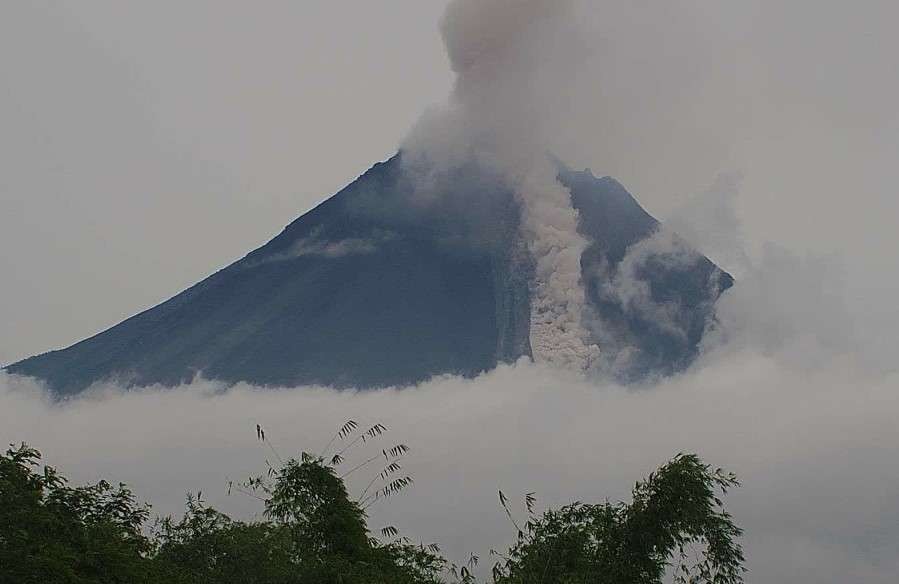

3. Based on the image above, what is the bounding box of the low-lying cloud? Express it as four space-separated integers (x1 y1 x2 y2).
3 255 898 583
245 228 397 267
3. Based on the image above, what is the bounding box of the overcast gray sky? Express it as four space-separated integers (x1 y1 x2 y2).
3 0 899 365
3 2 899 582
1 1 454 364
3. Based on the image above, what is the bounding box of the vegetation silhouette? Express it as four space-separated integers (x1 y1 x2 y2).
1 422 744 583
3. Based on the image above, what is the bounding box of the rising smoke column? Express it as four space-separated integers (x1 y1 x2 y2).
405 0 599 371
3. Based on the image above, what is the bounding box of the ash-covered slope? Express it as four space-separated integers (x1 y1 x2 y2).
6 154 731 394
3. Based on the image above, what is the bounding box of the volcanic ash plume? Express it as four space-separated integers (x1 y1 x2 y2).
405 0 599 371
516 158 599 371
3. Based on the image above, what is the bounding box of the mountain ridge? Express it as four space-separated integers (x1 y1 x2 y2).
6 153 731 394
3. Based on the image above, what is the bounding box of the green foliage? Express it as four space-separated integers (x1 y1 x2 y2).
149 452 447 584
151 496 295 584
265 458 370 556
0 442 443 584
492 453 745 584
0 443 153 584
2 438 744 584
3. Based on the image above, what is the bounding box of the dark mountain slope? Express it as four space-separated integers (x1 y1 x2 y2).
562 168 733 380
6 155 731 394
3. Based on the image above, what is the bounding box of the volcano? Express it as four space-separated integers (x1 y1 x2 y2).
6 154 732 395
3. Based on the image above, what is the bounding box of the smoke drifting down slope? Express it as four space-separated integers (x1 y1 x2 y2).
404 0 599 370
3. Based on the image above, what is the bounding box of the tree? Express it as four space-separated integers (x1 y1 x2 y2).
151 495 295 584
151 449 445 584
2 437 744 584
0 443 153 584
492 453 745 584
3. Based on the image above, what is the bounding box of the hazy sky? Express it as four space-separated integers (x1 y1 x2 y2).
2 2 899 582
1 1 453 364
3 0 899 364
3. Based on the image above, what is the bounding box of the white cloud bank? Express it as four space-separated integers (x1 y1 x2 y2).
3 254 898 583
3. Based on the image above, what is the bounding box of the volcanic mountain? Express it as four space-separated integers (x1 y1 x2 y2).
6 154 732 395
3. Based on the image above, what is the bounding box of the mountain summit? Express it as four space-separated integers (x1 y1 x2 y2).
6 154 731 395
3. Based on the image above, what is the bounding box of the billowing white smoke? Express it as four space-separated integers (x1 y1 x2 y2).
517 158 600 370
403 0 599 370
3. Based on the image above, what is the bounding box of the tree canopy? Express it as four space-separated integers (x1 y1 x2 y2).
492 454 745 584
1 440 744 584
